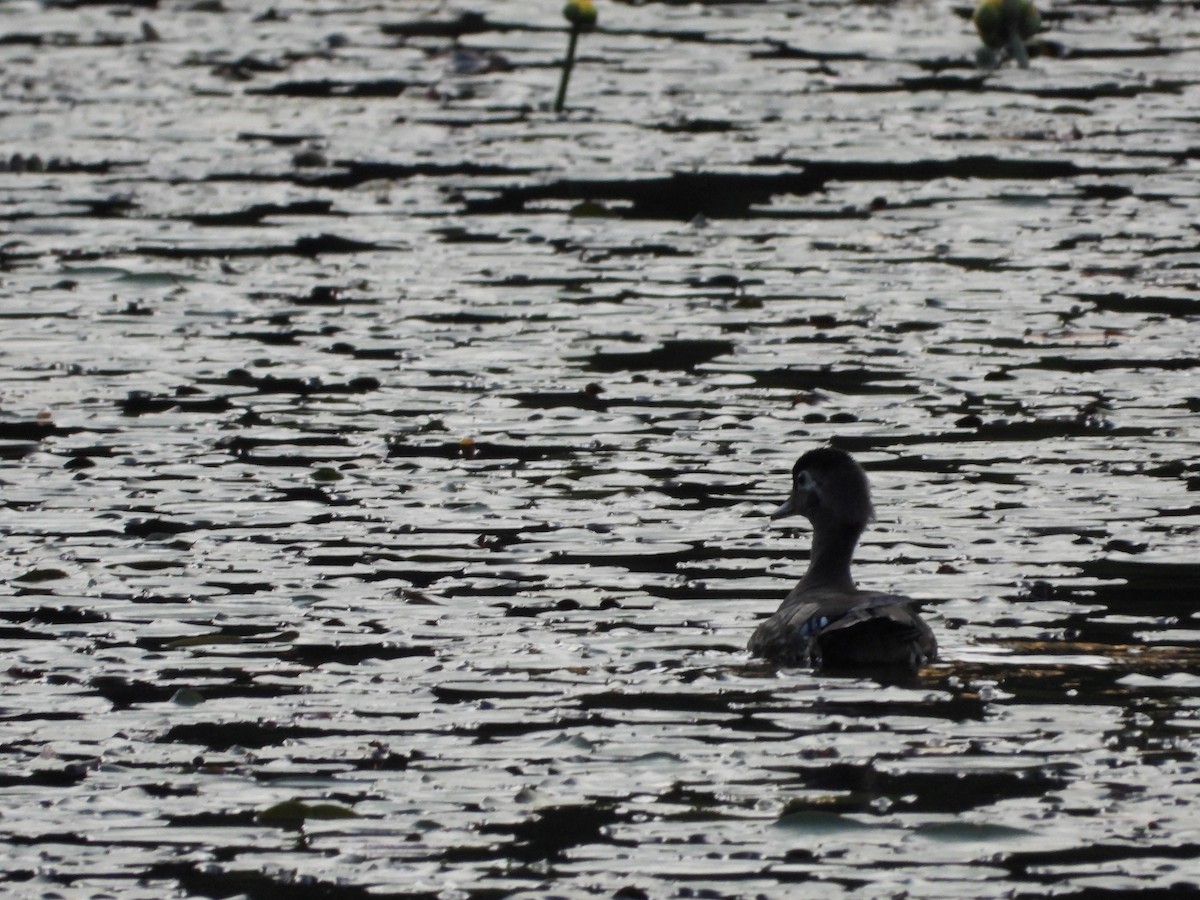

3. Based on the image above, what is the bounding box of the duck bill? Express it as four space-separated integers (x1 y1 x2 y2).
771 492 801 520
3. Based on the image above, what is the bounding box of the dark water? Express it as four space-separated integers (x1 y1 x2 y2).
2 1 1199 897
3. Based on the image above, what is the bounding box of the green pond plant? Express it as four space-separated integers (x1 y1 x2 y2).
973 0 1041 69
555 0 598 112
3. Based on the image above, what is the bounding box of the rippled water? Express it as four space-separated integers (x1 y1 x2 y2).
2 1 1199 897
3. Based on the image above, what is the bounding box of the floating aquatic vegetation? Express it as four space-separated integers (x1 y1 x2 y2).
1 1 1198 896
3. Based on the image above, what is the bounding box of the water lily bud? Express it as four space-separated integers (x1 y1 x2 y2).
1017 1 1041 39
973 0 1040 49
563 0 597 30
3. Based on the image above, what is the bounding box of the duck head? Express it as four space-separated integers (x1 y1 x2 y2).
771 447 875 527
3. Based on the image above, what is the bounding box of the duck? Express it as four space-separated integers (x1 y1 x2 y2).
748 447 937 670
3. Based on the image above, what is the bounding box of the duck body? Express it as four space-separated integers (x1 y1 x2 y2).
749 586 936 669
749 448 937 670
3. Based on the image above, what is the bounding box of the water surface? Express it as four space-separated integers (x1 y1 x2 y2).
2 1 1199 897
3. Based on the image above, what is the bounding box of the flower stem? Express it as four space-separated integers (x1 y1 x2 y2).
554 26 581 113
1006 26 1029 68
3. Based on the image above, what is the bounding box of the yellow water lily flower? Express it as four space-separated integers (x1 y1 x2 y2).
973 0 1039 67
973 0 1040 50
563 0 598 29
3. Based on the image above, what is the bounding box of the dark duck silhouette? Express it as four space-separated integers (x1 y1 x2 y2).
749 448 937 670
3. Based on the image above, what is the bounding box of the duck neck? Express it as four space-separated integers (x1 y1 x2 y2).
800 519 863 591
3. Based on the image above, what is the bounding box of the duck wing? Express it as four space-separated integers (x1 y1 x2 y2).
747 587 862 667
748 589 936 670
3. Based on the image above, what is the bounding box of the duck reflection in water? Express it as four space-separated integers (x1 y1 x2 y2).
749 448 937 670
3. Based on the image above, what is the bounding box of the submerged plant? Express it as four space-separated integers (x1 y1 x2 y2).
973 0 1041 69
554 0 598 112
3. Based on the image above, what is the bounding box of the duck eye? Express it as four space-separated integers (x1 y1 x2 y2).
796 471 817 492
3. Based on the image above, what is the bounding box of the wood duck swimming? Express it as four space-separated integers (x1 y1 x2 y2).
748 447 937 670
